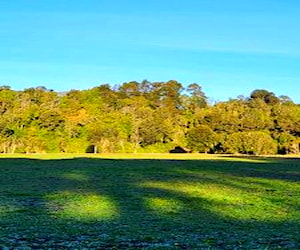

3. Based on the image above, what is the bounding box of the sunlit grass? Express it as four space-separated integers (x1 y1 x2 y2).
46 191 118 221
145 197 183 215
141 179 298 222
0 153 284 162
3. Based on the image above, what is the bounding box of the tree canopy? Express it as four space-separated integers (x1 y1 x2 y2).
0 82 299 154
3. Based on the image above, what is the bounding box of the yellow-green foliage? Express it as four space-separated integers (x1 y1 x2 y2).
224 131 277 155
1 84 299 155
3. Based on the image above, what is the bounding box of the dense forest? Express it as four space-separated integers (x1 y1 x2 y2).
0 80 299 155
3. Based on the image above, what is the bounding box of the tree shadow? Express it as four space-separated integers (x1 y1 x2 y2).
0 156 299 248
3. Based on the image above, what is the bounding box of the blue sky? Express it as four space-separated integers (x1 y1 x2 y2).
0 0 300 103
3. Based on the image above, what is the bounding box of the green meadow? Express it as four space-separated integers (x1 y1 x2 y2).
0 154 299 249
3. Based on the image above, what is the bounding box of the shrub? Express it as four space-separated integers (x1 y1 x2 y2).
63 138 90 153
137 143 175 153
224 131 277 155
277 133 299 154
186 125 217 153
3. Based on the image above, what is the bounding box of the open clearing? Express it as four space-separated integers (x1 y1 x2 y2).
0 154 299 249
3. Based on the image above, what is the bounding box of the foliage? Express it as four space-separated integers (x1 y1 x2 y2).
186 125 216 153
276 132 299 154
0 82 299 155
250 89 280 105
224 131 278 155
137 142 175 153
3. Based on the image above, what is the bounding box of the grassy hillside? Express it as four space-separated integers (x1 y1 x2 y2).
0 154 299 249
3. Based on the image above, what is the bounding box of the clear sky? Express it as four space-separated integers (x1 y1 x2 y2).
0 0 300 103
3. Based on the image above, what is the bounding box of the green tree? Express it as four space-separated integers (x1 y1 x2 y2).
186 125 216 153
186 83 207 110
276 132 299 154
224 131 277 155
250 89 279 105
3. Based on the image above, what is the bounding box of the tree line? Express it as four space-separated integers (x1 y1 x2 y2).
0 81 299 155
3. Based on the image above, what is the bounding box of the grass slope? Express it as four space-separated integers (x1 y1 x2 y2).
0 154 299 249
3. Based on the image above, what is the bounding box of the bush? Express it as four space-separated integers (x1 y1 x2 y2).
186 125 217 153
224 131 277 155
63 138 90 153
137 143 175 153
277 133 299 154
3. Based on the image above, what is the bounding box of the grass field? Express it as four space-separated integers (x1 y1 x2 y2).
0 154 299 249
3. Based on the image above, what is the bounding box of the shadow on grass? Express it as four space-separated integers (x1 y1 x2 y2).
0 156 299 248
